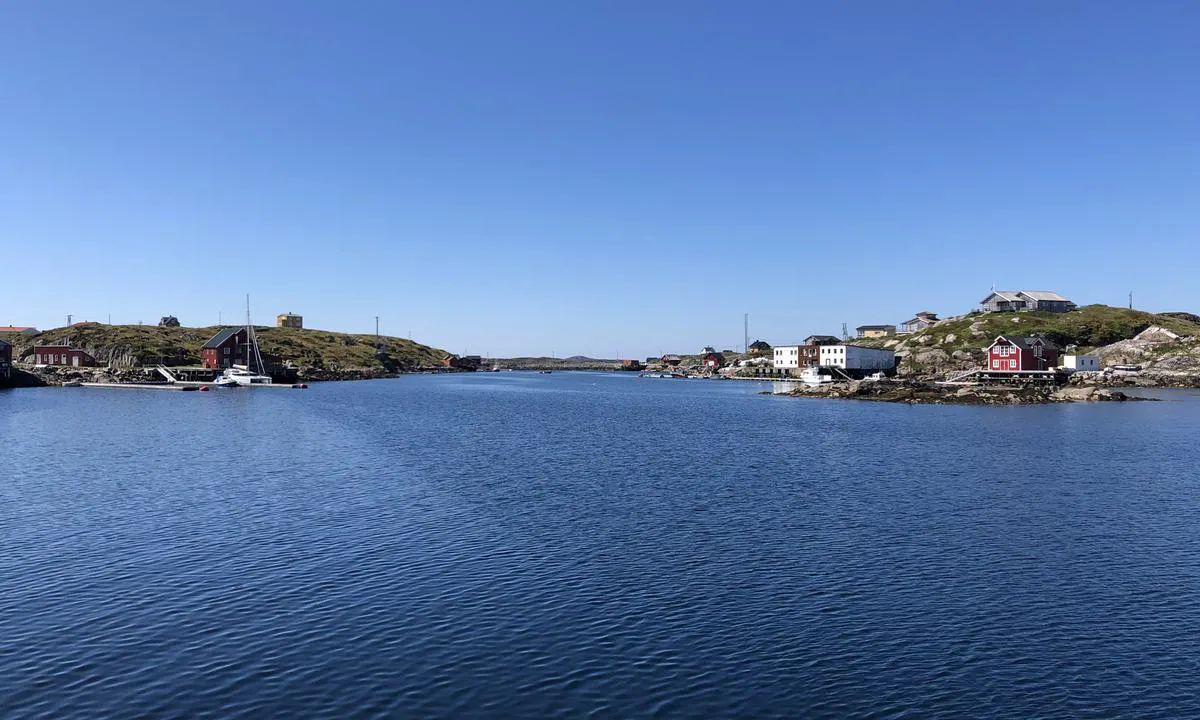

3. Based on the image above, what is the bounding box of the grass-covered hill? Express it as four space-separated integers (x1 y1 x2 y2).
852 304 1200 374
858 305 1200 353
2 323 448 371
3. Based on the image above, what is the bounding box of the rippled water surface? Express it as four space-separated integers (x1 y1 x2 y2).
3 374 1200 718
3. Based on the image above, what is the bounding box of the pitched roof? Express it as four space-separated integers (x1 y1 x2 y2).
1018 290 1071 302
203 327 243 349
856 324 896 331
981 290 1023 303
992 335 1061 351
0 326 34 333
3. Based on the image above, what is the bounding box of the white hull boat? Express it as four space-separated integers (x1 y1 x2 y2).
799 367 834 387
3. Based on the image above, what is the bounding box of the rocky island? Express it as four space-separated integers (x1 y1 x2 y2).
780 378 1150 405
1 323 450 387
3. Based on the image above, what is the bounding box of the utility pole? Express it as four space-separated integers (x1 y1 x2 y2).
744 313 749 354
1129 291 1133 310
375 315 380 338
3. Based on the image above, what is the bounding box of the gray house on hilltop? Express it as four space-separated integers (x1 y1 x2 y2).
981 291 1075 313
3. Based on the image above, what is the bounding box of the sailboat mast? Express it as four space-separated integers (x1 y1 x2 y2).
245 293 266 375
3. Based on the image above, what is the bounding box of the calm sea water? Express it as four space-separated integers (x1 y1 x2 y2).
3 374 1200 719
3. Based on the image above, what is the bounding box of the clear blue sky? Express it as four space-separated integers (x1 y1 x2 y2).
3 2 1198 357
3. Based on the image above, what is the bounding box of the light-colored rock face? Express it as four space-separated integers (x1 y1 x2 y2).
912 349 949 365
944 333 957 344
969 321 986 336
1054 386 1099 401
1136 326 1180 343
1151 354 1200 372
1097 338 1152 366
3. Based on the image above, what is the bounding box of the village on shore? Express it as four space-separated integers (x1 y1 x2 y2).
613 289 1200 404
4 290 1200 403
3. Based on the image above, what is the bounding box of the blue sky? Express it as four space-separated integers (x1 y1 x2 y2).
3 2 1198 357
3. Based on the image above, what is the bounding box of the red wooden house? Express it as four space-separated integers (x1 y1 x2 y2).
33 345 98 367
202 328 250 369
986 335 1060 373
703 352 726 368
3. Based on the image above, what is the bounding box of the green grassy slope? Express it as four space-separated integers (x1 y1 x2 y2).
855 305 1200 355
2 324 448 370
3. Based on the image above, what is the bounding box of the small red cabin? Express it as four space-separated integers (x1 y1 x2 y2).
986 335 1060 373
703 352 726 368
33 345 98 367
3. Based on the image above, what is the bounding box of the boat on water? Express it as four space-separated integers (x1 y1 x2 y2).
61 380 83 388
215 365 273 386
799 367 836 387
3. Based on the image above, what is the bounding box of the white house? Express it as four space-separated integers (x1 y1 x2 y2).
819 345 896 371
1061 354 1100 372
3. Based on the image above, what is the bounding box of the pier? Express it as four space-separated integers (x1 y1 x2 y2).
82 383 203 391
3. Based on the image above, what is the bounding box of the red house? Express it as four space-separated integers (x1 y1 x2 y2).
202 327 250 369
33 345 98 367
986 335 1060 373
703 352 726 368
0 340 11 379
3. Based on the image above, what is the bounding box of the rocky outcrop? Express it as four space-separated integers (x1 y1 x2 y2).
783 379 1148 405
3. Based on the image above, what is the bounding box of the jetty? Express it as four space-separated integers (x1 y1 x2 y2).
81 383 204 391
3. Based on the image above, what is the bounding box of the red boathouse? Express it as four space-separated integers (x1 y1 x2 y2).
986 335 1061 373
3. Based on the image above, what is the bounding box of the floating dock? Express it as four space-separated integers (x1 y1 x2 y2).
81 383 203 391
79 381 306 391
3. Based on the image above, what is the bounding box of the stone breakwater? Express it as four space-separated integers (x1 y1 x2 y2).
780 379 1151 405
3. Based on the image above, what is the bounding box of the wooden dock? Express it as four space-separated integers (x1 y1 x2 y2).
81 383 203 391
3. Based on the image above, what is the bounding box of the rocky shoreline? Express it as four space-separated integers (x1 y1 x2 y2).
3 365 467 388
779 379 1154 405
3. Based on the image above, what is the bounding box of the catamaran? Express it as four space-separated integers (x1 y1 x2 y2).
214 296 273 387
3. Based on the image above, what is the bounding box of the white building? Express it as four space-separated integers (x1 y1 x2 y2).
773 345 801 370
819 344 896 371
1061 354 1099 372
